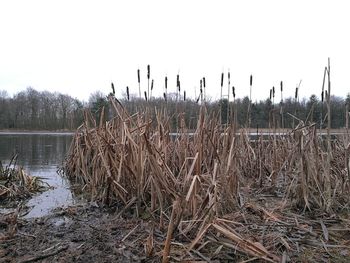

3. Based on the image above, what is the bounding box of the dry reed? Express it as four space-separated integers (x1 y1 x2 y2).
64 95 350 262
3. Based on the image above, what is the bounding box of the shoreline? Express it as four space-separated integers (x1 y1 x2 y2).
0 130 75 135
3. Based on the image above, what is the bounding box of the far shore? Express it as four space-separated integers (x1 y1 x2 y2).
0 129 75 135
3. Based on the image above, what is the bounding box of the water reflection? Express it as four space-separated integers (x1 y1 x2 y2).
0 133 74 218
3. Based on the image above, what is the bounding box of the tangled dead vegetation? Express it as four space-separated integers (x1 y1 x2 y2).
64 98 350 262
0 155 49 202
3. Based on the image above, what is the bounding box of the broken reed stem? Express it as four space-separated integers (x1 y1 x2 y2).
346 103 349 131
162 200 178 263
247 75 253 129
325 58 332 211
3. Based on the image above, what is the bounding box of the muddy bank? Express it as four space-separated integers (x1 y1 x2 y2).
1 204 160 263
1 199 350 262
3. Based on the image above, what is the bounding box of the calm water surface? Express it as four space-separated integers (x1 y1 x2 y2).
0 132 75 218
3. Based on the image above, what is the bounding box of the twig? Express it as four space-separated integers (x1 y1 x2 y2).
19 244 69 263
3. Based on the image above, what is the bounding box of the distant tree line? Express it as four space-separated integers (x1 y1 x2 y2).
0 87 349 130
0 87 84 130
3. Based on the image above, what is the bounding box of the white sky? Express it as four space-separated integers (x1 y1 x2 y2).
0 0 349 102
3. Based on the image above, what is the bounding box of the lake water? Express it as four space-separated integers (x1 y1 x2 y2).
0 132 74 218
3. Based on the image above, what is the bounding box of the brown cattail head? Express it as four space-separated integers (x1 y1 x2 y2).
137 69 140 83
165 76 168 90
232 86 235 98
111 82 115 95
151 79 154 91
177 74 179 87
269 89 272 100
272 86 275 98
280 81 283 92
144 91 148 101
163 92 167 101
250 75 253 87
126 86 130 101
184 90 186 101
295 87 298 100
321 91 324 102
228 72 230 82
147 65 150 80
203 77 206 88
221 72 224 87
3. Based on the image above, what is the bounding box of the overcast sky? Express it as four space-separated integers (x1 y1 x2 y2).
0 0 349 102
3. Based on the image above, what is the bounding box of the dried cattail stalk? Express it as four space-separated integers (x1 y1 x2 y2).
147 65 150 99
322 66 327 101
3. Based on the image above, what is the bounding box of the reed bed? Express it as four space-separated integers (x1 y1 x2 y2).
64 97 350 262
0 155 48 201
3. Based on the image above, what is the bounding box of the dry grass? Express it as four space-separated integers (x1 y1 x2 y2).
64 97 350 262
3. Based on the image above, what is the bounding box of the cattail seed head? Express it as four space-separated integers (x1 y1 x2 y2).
221 73 224 87
126 86 129 101
295 87 298 99
280 81 283 92
147 65 150 80
144 91 148 101
321 91 324 102
203 77 206 88
137 69 140 83
184 90 186 101
250 75 253 86
151 79 154 91
163 92 167 101
272 86 275 97
165 76 168 90
232 86 235 98
111 82 115 95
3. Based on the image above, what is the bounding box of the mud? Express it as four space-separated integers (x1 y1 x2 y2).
0 204 161 263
